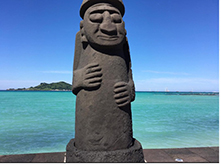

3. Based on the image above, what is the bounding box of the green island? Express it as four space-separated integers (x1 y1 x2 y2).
7 81 72 91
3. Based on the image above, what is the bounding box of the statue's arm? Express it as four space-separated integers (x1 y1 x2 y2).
72 69 84 95
72 31 83 95
73 63 102 95
128 62 135 102
113 69 135 107
125 38 135 102
72 32 103 95
113 38 135 107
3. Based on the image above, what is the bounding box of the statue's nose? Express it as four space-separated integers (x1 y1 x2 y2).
100 11 117 35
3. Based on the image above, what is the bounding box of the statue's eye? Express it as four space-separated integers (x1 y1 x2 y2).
111 13 122 23
89 13 103 23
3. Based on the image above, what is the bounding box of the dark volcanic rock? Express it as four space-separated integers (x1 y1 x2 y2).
66 0 144 162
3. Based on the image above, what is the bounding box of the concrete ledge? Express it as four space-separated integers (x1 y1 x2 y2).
143 147 219 163
0 147 219 163
0 152 65 163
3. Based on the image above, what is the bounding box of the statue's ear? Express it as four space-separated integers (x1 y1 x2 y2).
122 21 127 36
80 20 87 43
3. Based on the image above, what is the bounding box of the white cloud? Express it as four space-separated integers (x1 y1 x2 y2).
0 80 41 90
0 80 41 83
135 77 219 92
143 77 218 84
42 71 72 74
143 70 190 75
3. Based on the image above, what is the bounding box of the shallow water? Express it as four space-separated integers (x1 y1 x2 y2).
0 91 219 155
132 92 219 149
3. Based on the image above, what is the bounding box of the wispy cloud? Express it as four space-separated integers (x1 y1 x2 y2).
42 71 72 74
0 80 41 90
143 70 190 75
138 77 218 84
0 80 40 83
135 77 219 91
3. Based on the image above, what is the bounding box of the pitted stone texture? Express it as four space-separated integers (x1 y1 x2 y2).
67 0 144 162
66 138 144 163
72 0 136 152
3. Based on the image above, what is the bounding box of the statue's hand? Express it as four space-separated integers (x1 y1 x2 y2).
83 63 103 90
114 82 131 107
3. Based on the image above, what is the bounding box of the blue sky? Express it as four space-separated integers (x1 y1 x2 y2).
0 0 219 91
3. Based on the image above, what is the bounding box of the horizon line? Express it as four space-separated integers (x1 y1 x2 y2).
0 89 219 93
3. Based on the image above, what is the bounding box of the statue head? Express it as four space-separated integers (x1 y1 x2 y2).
80 0 127 49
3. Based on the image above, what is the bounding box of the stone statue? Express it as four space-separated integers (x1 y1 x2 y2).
66 0 144 162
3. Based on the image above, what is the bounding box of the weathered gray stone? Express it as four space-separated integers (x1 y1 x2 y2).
66 0 144 162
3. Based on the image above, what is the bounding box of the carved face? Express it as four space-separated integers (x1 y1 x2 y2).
83 3 126 48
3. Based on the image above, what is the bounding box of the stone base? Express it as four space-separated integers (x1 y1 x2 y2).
66 138 144 163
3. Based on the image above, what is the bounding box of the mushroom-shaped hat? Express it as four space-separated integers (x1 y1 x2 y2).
80 0 125 19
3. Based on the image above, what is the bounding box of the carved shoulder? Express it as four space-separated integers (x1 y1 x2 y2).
73 31 82 71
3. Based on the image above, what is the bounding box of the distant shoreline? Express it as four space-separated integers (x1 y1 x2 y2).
0 90 219 95
4 81 72 91
0 89 71 92
136 91 219 95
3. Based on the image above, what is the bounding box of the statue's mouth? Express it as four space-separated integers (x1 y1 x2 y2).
97 35 119 41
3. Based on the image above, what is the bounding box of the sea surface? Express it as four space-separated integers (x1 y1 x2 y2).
0 91 219 155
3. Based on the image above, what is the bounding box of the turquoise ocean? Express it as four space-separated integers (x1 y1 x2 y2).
0 91 219 155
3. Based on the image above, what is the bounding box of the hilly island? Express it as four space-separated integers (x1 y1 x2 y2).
7 81 72 91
